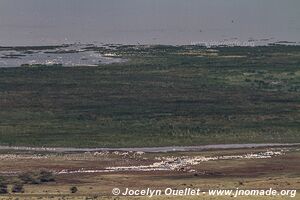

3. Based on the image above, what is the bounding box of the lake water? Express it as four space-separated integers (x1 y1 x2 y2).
0 0 300 46
0 44 123 67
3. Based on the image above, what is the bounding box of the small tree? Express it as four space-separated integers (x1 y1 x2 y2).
70 186 78 193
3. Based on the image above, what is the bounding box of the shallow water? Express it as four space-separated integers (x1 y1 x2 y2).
0 44 123 67
0 0 299 46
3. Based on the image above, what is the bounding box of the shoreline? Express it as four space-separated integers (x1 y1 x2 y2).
0 143 299 153
1 41 300 49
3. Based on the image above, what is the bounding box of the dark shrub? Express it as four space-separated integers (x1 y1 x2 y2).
39 170 55 182
18 172 40 184
12 182 24 193
70 186 78 193
18 170 55 184
0 177 8 194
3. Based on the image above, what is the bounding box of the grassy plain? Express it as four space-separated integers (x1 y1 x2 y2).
0 45 299 147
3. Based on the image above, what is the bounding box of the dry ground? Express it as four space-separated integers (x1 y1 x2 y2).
0 146 299 200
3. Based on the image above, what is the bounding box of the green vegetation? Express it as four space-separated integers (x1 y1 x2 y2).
0 45 299 147
0 171 54 194
18 171 55 184
0 177 8 194
12 182 24 193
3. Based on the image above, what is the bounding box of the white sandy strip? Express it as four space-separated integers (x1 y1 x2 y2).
56 150 284 174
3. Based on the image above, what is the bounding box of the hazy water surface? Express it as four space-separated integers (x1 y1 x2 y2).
0 0 300 46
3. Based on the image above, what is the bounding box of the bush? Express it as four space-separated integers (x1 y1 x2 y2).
18 170 55 184
39 170 55 182
0 177 8 194
70 186 78 193
18 172 40 184
12 182 24 193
